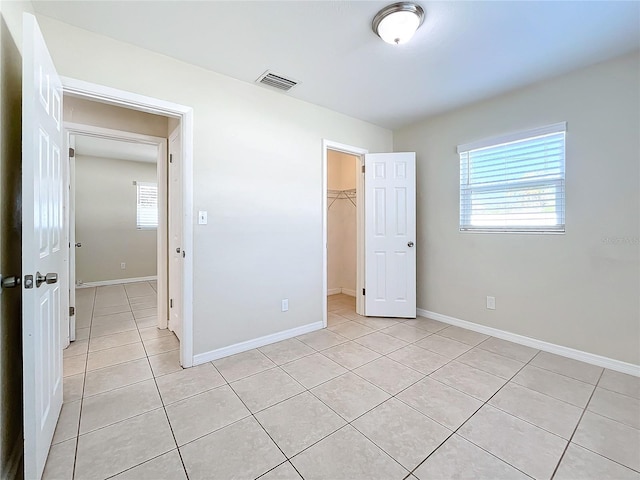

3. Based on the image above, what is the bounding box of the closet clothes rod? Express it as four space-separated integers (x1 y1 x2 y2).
327 188 356 209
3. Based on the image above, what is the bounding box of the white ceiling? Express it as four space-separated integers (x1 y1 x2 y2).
34 1 640 129
74 136 158 163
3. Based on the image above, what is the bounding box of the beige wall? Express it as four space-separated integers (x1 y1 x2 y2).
327 150 357 294
75 155 157 283
64 95 168 137
0 1 33 477
37 15 393 356
394 52 640 365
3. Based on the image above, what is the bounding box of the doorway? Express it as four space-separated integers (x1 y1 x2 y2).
327 150 360 324
322 140 368 328
62 77 194 368
67 126 168 336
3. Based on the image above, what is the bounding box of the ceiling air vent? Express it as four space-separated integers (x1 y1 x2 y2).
256 71 298 92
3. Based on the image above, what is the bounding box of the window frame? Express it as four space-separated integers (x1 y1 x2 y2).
136 181 159 230
457 122 566 234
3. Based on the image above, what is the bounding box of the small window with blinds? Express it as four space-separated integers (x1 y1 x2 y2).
136 182 158 229
458 122 566 233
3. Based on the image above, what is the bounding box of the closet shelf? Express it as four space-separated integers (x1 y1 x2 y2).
328 188 356 208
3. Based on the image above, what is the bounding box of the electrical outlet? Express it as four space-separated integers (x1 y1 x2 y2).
486 296 496 310
281 299 289 312
120 262 126 270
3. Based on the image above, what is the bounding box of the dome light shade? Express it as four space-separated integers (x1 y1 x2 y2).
372 3 425 45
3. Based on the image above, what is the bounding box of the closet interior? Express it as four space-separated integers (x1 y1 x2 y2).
327 149 359 299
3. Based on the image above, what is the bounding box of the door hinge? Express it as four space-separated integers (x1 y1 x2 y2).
170 298 173 308
69 147 75 158
169 153 173 163
361 165 365 174
362 288 366 296
69 306 75 316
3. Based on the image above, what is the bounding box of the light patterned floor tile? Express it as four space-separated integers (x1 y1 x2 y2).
213 349 276 382
511 364 595 408
588 386 640 429
79 379 162 434
354 357 425 395
156 363 226 404
166 385 250 445
352 398 451 470
599 369 640 399
572 411 640 471
354 332 408 355
180 416 285 480
489 382 583 439
259 338 315 365
530 351 603 384
112 450 188 480
414 434 530 480
311 372 390 422
321 341 381 370
231 367 305 412
281 353 347 389
74 408 175 480
458 405 567 480
291 425 408 480
256 391 346 456
84 358 153 397
554 443 640 480
397 377 482 430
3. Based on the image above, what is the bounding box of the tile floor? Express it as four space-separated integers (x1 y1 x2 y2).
44 291 640 479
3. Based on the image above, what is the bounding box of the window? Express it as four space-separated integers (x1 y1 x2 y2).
458 122 566 233
136 182 158 229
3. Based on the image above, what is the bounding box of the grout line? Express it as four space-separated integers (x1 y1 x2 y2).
123 282 191 480
71 285 96 479
401 346 541 479
549 368 604 479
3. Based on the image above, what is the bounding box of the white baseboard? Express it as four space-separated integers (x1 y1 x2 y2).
2 434 22 480
77 276 157 288
327 288 356 297
417 308 640 377
193 320 324 365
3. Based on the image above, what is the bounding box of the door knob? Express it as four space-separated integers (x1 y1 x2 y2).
408 241 414 247
36 272 58 288
1 276 21 289
75 242 82 247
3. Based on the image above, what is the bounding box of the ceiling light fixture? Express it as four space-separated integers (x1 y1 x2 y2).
372 2 425 45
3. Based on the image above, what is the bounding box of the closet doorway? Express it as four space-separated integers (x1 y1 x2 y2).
323 140 367 327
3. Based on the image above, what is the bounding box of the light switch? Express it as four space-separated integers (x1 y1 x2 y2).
198 211 208 225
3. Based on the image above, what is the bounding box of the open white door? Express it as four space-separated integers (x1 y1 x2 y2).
168 127 183 341
22 13 66 480
364 152 416 318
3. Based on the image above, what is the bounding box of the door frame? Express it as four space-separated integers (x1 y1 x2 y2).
65 123 168 331
61 76 194 367
322 139 368 327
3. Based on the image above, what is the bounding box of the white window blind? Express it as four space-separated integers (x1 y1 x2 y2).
136 182 158 229
458 122 566 233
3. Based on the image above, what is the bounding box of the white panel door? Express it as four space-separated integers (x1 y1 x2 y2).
364 152 416 318
168 128 183 341
22 13 66 480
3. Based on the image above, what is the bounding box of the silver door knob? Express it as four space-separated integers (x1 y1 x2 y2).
1 276 21 288
408 241 414 247
36 272 58 288
75 242 82 247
